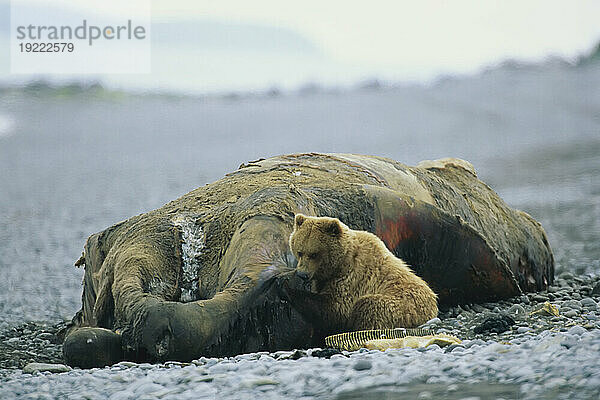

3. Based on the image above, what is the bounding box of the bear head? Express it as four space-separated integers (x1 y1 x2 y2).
289 214 352 283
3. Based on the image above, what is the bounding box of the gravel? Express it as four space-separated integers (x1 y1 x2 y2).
0 273 599 399
1 327 599 399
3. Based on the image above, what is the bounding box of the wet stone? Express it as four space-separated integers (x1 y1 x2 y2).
472 305 487 313
584 313 598 321
311 348 341 359
464 339 486 348
507 305 526 319
473 314 515 334
581 298 597 309
560 336 579 349
134 382 164 395
564 310 579 318
242 378 279 388
545 377 567 389
37 333 54 341
567 326 588 336
533 294 548 302
284 350 307 360
560 272 574 280
422 317 441 327
562 300 582 310
353 359 372 371
23 363 71 374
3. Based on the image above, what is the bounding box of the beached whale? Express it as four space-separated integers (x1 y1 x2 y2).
62 153 553 368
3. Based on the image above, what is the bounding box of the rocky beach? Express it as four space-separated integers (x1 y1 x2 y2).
1 272 599 399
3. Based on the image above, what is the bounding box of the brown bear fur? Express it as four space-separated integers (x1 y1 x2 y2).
289 214 438 332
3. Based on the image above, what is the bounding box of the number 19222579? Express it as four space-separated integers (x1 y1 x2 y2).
19 42 74 52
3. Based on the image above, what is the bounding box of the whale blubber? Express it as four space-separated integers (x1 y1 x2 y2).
63 153 554 367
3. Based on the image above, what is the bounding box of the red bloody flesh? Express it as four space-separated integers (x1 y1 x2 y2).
373 196 520 305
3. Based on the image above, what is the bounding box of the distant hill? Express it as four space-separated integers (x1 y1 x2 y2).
152 20 319 55
578 41 600 65
0 2 319 55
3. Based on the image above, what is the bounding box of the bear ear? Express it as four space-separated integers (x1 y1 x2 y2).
295 214 306 227
324 219 342 236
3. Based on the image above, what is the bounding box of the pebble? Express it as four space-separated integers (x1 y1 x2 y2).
22 363 71 374
562 300 582 310
134 382 164 395
115 361 138 368
242 378 279 387
581 298 597 309
472 305 487 313
563 310 579 318
508 305 527 318
444 344 465 353
423 317 441 326
473 314 515 334
567 326 587 336
559 272 574 280
446 384 459 392
516 327 532 334
584 313 597 321
37 333 54 341
109 390 134 400
353 360 372 371
464 339 486 348
544 377 567 389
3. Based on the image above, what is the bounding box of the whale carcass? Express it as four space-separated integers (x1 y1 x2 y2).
63 153 554 367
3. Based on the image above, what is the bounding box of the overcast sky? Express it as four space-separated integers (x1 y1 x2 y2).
155 1 600 67
37 1 600 62
4 0 600 91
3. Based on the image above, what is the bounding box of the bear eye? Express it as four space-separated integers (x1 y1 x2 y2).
297 251 304 258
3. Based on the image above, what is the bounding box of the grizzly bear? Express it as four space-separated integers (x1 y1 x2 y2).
288 214 438 333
